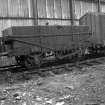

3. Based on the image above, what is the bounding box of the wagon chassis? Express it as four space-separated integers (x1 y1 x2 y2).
1 55 105 85
0 32 92 69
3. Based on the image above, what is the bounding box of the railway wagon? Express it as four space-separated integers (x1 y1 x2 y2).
80 12 105 56
2 25 90 68
80 12 105 46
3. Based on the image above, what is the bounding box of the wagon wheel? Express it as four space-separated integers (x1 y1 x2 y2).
15 56 26 67
33 55 41 67
5 71 14 84
24 56 36 69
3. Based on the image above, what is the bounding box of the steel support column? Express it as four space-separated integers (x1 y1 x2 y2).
98 0 101 12
69 0 75 25
29 0 38 25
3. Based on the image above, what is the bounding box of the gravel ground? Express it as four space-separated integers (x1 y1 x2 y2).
0 64 105 105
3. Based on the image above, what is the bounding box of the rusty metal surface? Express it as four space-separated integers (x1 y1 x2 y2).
2 25 90 51
80 12 105 45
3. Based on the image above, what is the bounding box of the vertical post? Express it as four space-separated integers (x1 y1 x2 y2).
28 0 33 18
28 0 38 25
7 0 11 27
98 0 101 12
69 0 75 25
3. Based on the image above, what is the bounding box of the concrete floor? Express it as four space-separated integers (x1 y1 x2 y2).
0 64 105 105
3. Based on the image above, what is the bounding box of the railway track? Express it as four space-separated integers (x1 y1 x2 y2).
1 56 105 82
23 56 105 76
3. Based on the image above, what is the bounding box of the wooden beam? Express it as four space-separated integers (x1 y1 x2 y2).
75 0 105 3
0 16 79 21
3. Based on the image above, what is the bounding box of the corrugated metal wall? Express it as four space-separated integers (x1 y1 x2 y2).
0 0 105 36
8 0 32 26
74 0 97 19
0 0 71 37
0 0 32 36
37 0 71 25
